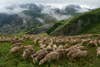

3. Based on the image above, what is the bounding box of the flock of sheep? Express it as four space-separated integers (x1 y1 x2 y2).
1 34 100 65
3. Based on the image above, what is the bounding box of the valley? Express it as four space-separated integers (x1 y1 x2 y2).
0 1 100 67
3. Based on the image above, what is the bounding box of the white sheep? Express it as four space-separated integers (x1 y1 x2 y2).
52 44 57 50
96 47 100 56
57 45 64 49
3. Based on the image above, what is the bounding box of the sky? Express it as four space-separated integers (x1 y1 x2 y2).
0 0 99 8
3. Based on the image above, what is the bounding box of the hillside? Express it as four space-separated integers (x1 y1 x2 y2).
47 8 100 35
0 3 89 34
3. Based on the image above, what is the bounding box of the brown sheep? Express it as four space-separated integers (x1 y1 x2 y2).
39 49 66 65
65 45 88 59
11 38 23 46
67 48 80 57
81 39 90 44
12 43 22 47
88 40 98 47
70 50 88 59
24 45 34 50
63 44 70 49
56 49 67 58
10 45 24 53
39 51 60 65
98 40 100 45
22 48 35 59
66 45 85 53
32 49 52 63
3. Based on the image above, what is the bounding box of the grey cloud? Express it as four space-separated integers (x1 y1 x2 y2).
0 0 100 8
33 0 100 8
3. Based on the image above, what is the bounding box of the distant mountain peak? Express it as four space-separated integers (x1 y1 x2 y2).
0 3 92 34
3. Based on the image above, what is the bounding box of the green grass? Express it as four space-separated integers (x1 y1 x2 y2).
47 8 100 35
0 39 100 67
47 20 68 34
81 22 100 34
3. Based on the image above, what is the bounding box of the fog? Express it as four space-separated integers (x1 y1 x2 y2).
0 0 99 8
0 0 99 13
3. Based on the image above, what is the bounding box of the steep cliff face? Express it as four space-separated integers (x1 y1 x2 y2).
47 8 100 36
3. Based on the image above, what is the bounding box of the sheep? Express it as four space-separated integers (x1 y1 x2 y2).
52 44 57 50
39 41 47 49
0 37 11 42
10 45 24 54
24 45 34 50
10 34 100 65
11 38 22 44
70 50 88 59
39 51 60 65
66 45 85 53
65 45 88 59
63 44 70 49
55 39 66 45
49 38 54 45
32 49 52 63
96 47 100 56
34 37 40 44
69 39 81 45
40 44 46 49
67 48 80 57
39 49 66 65
81 39 91 45
57 45 64 49
88 40 98 47
56 49 67 58
22 48 35 59
46 45 52 50
23 35 30 40
12 43 22 47
97 40 100 45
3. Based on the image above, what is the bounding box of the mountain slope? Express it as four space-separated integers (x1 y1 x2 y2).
47 8 100 35
0 3 89 34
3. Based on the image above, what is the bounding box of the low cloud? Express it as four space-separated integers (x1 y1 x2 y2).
0 0 99 8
